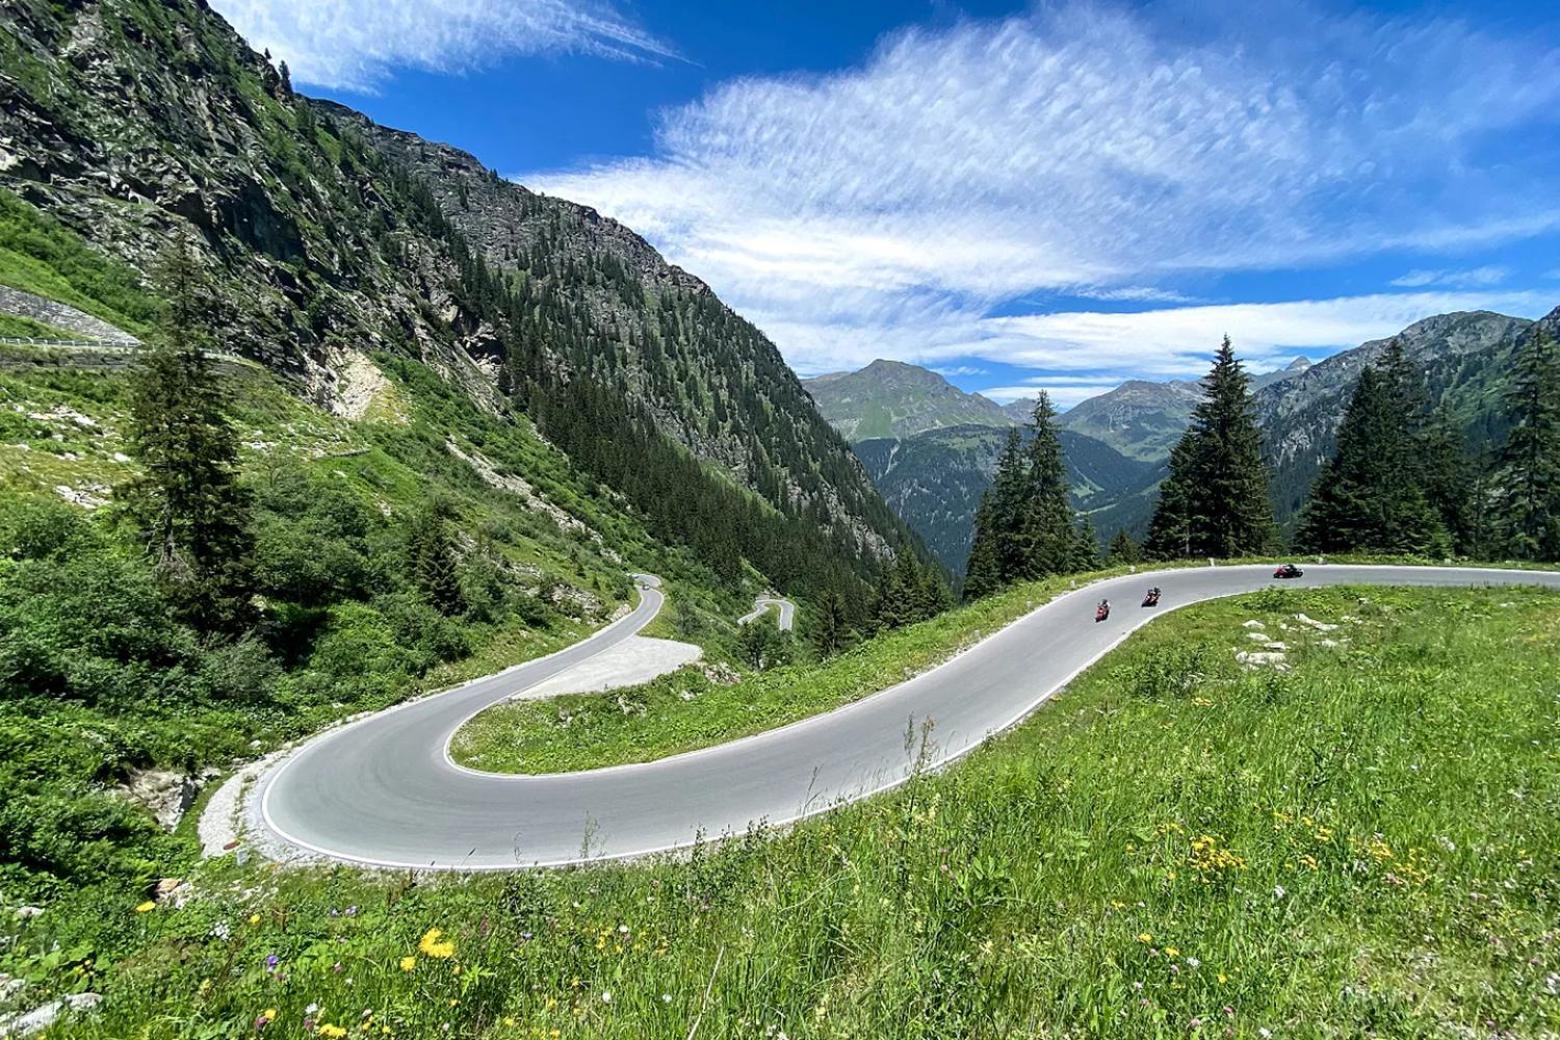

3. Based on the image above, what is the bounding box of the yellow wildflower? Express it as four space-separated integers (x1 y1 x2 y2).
1137 933 1153 943
249 914 262 926
399 956 416 972
319 1026 348 1039
135 901 156 913
262 1009 277 1022
1165 946 1179 958
418 928 456 959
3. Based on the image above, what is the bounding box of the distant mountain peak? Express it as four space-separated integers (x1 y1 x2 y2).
803 360 1013 441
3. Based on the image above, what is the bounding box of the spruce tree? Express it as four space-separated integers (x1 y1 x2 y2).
1107 528 1140 565
1296 365 1445 554
407 504 464 615
963 427 1028 598
1144 437 1195 560
1419 403 1476 555
1496 328 1560 560
987 426 1032 581
810 591 851 658
1146 337 1276 559
125 246 254 632
1069 516 1099 572
962 495 1002 601
1022 392 1077 577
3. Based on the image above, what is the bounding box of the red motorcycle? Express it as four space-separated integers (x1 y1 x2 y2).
1273 564 1304 579
1095 600 1111 623
1141 587 1161 607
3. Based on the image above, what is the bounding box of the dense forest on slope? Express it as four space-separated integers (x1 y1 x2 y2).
855 425 1157 572
0 0 924 608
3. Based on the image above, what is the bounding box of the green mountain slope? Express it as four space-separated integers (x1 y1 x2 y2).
854 424 1156 572
1256 310 1551 523
804 359 1013 440
1054 379 1203 461
0 0 918 602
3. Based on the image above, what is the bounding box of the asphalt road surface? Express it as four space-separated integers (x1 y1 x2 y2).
256 564 1560 870
739 595 797 632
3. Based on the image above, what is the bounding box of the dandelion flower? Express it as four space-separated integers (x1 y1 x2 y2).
135 901 156 913
1137 933 1153 943
319 1026 348 1039
249 914 262 926
419 928 456 959
399 956 416 972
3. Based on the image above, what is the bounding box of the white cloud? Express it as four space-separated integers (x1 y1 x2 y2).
1390 266 1510 288
979 379 1127 409
526 2 1560 376
963 291 1556 379
212 0 671 91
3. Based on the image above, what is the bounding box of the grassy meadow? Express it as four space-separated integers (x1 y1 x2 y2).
5 583 1556 1038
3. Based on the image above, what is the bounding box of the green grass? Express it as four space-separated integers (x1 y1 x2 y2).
449 555 1560 775
450 571 1102 773
0 189 156 336
6 584 1556 1038
0 312 78 339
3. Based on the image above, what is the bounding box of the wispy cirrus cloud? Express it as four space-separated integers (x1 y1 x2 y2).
526 1 1560 379
1390 266 1510 288
212 0 673 91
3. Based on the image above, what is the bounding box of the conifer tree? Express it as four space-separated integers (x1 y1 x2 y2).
125 245 254 632
407 503 464 615
1022 392 1077 578
1496 328 1560 560
1144 437 1195 560
1107 528 1140 565
987 426 1032 580
1295 365 1445 554
962 495 1002 601
1070 516 1099 572
1146 337 1276 558
1419 402 1476 554
810 591 851 658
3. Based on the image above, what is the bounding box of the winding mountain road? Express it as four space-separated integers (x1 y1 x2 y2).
253 564 1560 870
739 595 797 632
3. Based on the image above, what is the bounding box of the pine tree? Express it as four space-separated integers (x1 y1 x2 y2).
962 494 1002 601
1144 437 1195 560
1022 392 1077 578
1496 328 1560 560
1295 365 1446 554
407 504 464 615
963 427 1029 598
124 245 254 632
1070 516 1099 572
1146 337 1276 558
1419 403 1476 555
1107 528 1140 565
987 426 1032 581
810 591 851 658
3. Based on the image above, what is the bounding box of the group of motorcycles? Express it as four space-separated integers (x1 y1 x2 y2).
1092 564 1306 623
1095 586 1159 622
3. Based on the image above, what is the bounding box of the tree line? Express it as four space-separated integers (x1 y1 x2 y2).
963 328 1560 597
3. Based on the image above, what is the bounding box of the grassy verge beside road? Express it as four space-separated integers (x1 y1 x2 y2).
10 584 1557 1038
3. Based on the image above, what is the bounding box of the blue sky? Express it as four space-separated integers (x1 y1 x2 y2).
215 0 1560 407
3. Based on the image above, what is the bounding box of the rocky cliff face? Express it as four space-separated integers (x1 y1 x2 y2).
0 0 911 567
1255 310 1540 518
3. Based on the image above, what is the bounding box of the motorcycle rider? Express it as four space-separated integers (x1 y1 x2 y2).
1096 598 1110 621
